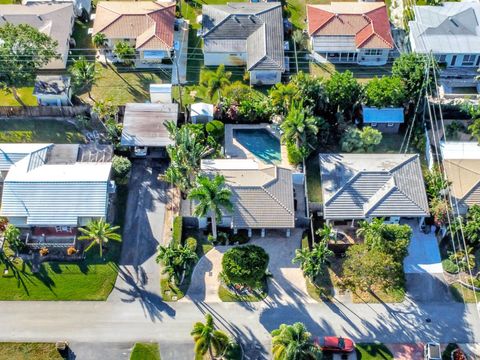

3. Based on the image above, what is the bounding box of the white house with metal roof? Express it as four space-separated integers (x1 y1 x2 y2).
199 159 295 237
319 153 430 226
200 3 285 85
409 2 480 68
0 144 113 229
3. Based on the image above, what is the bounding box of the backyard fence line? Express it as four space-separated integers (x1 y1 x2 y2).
0 105 91 118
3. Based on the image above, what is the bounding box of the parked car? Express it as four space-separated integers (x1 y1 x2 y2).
320 336 355 352
424 343 441 360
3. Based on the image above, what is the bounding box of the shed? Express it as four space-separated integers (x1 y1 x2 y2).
362 106 404 133
190 102 214 124
121 103 178 157
33 75 71 106
150 84 172 104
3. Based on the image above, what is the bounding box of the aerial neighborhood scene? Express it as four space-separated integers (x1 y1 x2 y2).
1 0 480 357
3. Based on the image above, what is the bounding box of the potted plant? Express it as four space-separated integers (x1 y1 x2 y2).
67 246 78 256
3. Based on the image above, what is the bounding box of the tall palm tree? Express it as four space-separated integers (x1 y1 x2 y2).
78 219 121 258
269 83 298 113
69 57 98 99
200 64 232 100
92 33 108 49
191 313 230 359
281 101 319 151
293 239 332 281
292 30 306 74
271 322 322 360
188 175 233 240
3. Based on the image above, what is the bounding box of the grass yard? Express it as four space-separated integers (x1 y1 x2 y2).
0 343 64 360
306 153 322 203
0 88 37 106
218 282 268 302
450 283 480 303
0 242 120 301
310 63 392 83
130 343 161 360
355 343 394 360
78 64 170 105
0 118 85 143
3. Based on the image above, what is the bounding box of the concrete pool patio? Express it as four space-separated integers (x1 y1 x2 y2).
225 124 292 169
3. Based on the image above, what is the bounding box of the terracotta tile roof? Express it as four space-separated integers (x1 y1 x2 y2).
93 1 175 50
307 2 394 49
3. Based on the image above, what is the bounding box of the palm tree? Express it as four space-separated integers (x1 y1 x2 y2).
114 41 136 65
292 30 306 74
191 313 230 359
188 175 233 240
356 218 384 249
281 101 319 151
315 224 333 242
78 219 121 258
271 322 322 360
269 83 298 113
4 224 22 256
200 64 232 100
92 33 108 50
69 56 98 99
293 239 332 281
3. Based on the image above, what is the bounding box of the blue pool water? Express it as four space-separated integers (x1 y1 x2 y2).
233 129 281 164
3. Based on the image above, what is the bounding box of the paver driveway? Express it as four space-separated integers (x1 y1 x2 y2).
183 229 313 304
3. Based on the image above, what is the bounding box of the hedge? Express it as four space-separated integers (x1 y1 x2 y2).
172 216 183 247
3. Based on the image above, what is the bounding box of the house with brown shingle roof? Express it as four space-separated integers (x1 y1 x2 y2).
92 1 175 67
307 2 394 66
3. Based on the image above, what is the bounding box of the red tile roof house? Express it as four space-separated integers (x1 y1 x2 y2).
306 2 394 66
92 1 175 68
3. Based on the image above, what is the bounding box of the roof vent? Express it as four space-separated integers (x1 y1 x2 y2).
449 17 459 27
233 15 240 23
37 15 43 21
248 15 256 23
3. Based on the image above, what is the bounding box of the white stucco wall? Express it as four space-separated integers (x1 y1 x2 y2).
203 52 246 66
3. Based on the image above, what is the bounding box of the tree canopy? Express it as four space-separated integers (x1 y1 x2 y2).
221 245 269 287
325 71 362 114
392 53 431 102
364 76 406 108
271 322 322 360
0 23 59 104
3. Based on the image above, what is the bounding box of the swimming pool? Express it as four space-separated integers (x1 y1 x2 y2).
233 129 281 164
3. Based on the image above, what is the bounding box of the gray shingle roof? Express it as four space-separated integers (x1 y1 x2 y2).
202 2 285 71
320 153 429 220
409 3 480 54
205 165 294 229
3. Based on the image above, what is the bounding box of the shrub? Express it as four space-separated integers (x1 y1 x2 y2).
207 234 216 243
205 120 224 141
221 245 269 288
39 247 49 256
185 237 197 252
286 142 304 165
0 217 8 232
230 232 249 245
217 231 228 245
112 155 131 183
172 216 183 247
442 259 459 274
67 246 78 256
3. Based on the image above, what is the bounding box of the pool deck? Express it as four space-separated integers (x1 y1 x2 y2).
224 124 293 169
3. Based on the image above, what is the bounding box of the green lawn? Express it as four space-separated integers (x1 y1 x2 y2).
310 63 392 83
0 88 37 106
78 64 170 105
0 242 120 301
0 343 64 360
355 343 393 360
306 153 322 203
130 343 161 360
450 283 480 303
0 119 85 143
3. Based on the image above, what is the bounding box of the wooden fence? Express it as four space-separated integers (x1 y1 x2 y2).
0 106 90 118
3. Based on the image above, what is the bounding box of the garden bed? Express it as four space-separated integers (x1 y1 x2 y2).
218 281 268 302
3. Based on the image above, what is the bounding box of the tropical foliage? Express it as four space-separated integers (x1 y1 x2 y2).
325 71 362 115
191 313 231 360
69 57 98 98
114 41 136 65
392 53 432 102
188 174 233 240
293 239 333 281
4 224 23 255
364 76 406 108
0 23 59 106
156 243 198 285
111 155 132 183
78 219 121 258
271 322 322 360
340 126 382 152
200 65 232 100
92 33 108 49
221 245 269 288
281 101 321 154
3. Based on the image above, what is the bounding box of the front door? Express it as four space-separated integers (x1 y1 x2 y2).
450 55 457 66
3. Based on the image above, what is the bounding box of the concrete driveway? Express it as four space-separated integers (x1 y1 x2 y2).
183 229 312 304
108 159 168 304
403 222 451 303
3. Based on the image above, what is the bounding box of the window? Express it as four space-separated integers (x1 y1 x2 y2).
370 122 377 127
437 54 446 63
387 123 394 127
462 54 477 66
364 49 382 56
